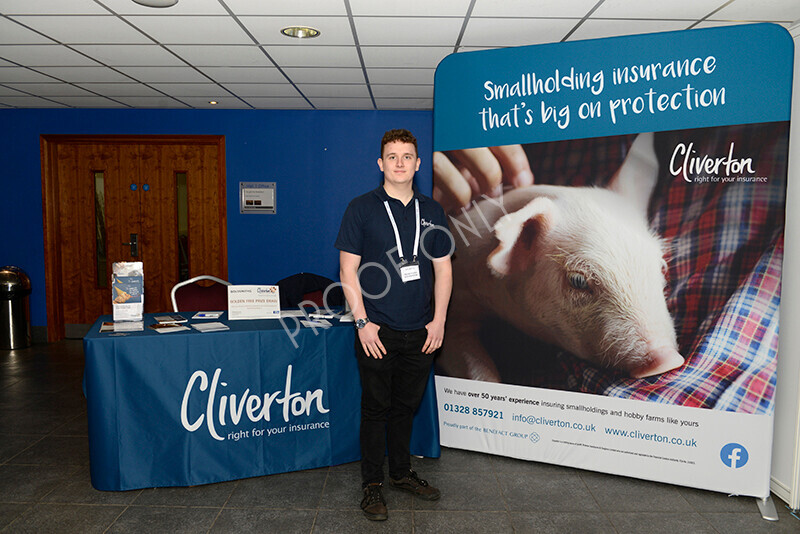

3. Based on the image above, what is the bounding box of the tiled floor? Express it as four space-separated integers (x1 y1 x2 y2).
0 340 798 533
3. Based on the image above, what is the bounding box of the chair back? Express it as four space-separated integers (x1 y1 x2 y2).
171 275 231 312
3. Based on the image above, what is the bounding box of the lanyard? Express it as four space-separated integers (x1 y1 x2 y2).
383 198 420 262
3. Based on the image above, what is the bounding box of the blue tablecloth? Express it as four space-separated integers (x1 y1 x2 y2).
83 313 440 491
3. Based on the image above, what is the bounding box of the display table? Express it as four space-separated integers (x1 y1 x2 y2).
83 313 440 491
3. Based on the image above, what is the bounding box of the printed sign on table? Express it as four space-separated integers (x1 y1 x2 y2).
227 285 281 320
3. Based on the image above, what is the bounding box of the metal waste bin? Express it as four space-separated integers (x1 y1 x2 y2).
0 266 32 350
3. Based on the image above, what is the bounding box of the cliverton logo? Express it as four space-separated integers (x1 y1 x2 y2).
720 443 749 469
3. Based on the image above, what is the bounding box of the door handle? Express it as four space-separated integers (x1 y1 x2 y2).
122 233 138 257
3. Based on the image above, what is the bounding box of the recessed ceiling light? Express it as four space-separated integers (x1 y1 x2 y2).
280 26 321 39
209 101 218 105
132 0 179 7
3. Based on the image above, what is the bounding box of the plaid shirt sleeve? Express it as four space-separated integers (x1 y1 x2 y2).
515 123 788 415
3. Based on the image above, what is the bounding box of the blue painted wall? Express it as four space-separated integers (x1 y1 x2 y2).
0 109 433 328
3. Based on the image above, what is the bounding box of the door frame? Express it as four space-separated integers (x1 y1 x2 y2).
40 134 227 341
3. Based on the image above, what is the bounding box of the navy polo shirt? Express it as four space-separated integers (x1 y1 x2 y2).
335 186 453 331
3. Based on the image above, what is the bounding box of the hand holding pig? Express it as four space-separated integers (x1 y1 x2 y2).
433 145 534 213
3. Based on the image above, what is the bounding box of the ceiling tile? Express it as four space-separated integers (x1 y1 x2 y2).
48 95 127 107
3 82 94 96
296 84 370 98
462 18 579 47
354 17 463 46
180 96 251 108
371 84 433 98
349 0 472 16
266 45 361 68
0 18 57 44
711 0 800 22
223 0 347 16
112 95 189 108
70 44 185 66
34 66 134 82
123 15 254 45
375 97 433 110
97 0 227 16
222 83 300 97
471 0 599 18
10 15 153 44
166 45 271 66
0 95 67 107
147 82 226 97
591 0 727 20
76 83 163 97
0 45 100 66
114 66 209 82
0 67 62 82
308 96 374 109
0 85 26 96
1 0 110 15
239 16 354 46
199 66 285 83
568 19 692 40
367 68 435 85
244 96 313 109
360 46 452 69
282 67 365 84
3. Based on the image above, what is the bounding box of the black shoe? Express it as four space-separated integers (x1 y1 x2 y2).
361 483 388 521
389 470 441 500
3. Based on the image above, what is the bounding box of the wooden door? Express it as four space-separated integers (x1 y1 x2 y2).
41 136 227 340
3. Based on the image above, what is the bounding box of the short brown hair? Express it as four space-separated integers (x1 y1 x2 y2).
381 129 418 157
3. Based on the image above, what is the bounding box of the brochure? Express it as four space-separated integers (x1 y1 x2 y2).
99 321 144 333
148 323 190 334
192 311 224 319
191 322 230 333
154 314 188 324
112 262 143 322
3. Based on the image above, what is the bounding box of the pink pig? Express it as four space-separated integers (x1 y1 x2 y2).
440 133 684 382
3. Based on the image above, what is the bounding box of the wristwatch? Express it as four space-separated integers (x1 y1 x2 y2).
355 317 370 329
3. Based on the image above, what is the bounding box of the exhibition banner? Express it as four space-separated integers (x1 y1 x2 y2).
433 24 793 498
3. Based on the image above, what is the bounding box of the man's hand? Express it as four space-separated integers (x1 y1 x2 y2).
422 319 445 354
358 322 386 359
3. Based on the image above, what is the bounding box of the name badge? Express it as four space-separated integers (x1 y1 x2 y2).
400 262 421 283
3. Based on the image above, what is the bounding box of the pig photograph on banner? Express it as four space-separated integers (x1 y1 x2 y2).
435 122 788 415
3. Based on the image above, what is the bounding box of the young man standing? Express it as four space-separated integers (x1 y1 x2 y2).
335 129 453 521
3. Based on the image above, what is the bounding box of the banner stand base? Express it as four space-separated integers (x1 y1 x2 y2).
757 495 779 521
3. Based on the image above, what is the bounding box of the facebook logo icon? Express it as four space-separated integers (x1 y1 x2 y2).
720 443 749 469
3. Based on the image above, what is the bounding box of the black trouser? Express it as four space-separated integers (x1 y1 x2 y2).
356 324 433 486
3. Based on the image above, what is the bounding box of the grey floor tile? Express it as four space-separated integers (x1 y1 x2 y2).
0 464 81 502
702 511 800 533
677 485 762 513
226 470 328 508
8 435 89 466
490 453 579 476
414 510 513 533
3 503 124 534
210 508 317 533
412 446 494 474
41 466 140 505
497 470 599 512
313 510 412 533
0 503 31 530
412 472 505 511
0 409 78 435
510 511 616 533
48 411 88 437
133 479 238 507
0 434 42 463
608 511 718 533
581 470 693 513
107 506 220 533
